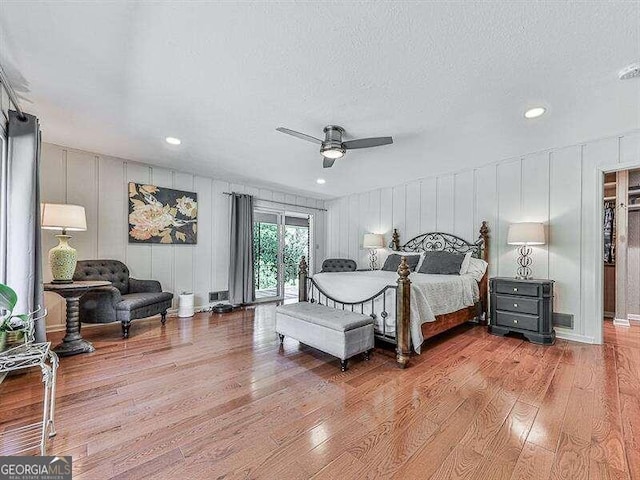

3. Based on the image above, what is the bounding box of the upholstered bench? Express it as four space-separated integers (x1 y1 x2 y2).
275 302 374 371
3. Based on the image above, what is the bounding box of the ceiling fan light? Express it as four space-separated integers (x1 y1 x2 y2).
320 146 345 159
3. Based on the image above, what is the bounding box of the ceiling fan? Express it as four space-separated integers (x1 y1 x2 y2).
276 125 393 168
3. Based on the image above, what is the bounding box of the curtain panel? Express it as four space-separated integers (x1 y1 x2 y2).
228 193 255 305
1 111 45 341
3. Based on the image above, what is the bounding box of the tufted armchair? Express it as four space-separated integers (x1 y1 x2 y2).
73 260 174 338
321 258 358 273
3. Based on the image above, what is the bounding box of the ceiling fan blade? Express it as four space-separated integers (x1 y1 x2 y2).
276 127 323 144
323 157 336 168
343 136 393 149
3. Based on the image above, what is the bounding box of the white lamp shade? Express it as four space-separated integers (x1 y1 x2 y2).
363 233 385 249
41 203 87 231
507 222 545 245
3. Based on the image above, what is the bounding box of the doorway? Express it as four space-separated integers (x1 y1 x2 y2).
602 168 640 331
253 208 311 302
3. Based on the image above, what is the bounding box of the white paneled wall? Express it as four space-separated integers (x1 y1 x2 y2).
40 143 325 328
325 130 640 343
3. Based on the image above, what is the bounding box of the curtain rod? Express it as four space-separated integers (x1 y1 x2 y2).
0 63 26 120
223 191 327 212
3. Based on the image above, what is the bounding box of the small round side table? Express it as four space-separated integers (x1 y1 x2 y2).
44 280 111 357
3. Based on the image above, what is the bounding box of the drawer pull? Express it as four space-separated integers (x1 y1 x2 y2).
513 287 518 292
514 303 518 308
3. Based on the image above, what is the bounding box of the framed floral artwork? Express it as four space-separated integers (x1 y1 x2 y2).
128 183 198 244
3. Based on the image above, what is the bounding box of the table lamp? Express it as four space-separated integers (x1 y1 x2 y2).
507 222 545 280
41 203 87 283
363 233 385 270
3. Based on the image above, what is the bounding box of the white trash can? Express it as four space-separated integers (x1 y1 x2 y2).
178 292 195 318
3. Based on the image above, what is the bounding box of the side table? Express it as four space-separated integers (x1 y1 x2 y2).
0 342 58 455
44 280 111 356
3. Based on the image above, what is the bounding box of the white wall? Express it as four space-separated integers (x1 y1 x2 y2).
325 130 640 344
40 143 325 329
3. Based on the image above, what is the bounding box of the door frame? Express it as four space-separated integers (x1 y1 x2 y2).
253 206 285 303
594 159 640 344
252 206 314 304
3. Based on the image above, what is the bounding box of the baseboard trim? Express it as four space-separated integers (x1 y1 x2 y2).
627 314 640 323
613 317 631 327
554 329 595 344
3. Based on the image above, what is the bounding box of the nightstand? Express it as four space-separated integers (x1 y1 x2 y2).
489 277 555 345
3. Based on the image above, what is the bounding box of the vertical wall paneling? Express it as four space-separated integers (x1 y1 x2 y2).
323 130 640 343
496 160 522 279
97 156 126 261
405 182 421 241
474 164 498 275
348 195 360 263
548 146 582 325
522 152 550 279
453 171 474 242
419 178 437 234
380 187 393 246
212 180 230 292
149 168 174 305
581 137 619 338
193 177 213 306
125 162 152 280
65 150 98 260
40 144 325 329
392 184 407 239
436 175 454 233
173 172 195 302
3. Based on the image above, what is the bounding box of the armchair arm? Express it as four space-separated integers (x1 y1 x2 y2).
93 285 122 307
129 278 162 294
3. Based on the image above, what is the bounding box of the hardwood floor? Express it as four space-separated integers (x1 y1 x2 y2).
1 308 639 479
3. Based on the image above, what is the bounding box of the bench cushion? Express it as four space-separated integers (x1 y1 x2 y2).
276 302 373 332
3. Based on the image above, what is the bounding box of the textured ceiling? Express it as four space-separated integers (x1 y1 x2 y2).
1 2 639 198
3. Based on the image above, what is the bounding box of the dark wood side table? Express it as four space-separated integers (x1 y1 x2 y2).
489 277 555 345
44 280 111 356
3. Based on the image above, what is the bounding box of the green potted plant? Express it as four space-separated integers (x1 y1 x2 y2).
0 283 31 352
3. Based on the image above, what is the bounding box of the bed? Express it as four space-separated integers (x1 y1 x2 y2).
297 221 489 368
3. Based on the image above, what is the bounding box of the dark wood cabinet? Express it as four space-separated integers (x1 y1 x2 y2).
489 277 555 345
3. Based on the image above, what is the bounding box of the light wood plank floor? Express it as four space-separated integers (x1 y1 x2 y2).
1 307 639 479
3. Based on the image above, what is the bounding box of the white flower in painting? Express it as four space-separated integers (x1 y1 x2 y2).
176 196 197 218
129 203 174 240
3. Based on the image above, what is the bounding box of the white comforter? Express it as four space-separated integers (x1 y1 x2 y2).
311 271 479 353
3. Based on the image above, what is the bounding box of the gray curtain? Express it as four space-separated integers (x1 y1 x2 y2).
0 111 45 342
228 193 254 305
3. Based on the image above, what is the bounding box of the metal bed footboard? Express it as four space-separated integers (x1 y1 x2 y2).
304 276 399 344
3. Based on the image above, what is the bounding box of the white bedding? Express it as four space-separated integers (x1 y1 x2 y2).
311 271 480 354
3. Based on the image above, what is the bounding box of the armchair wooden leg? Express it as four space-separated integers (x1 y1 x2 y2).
161 311 167 326
340 359 348 372
122 322 130 339
278 334 284 344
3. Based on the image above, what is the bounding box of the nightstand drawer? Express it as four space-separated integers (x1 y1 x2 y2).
495 295 539 315
495 282 539 297
495 311 539 332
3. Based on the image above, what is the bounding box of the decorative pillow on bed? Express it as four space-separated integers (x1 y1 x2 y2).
418 251 465 275
381 253 421 272
465 257 488 282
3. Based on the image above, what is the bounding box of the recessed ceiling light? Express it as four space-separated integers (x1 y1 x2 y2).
524 107 546 119
316 178 326 185
165 136 181 145
619 62 640 80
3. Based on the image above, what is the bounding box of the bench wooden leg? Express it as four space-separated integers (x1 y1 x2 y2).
363 349 372 361
340 359 348 372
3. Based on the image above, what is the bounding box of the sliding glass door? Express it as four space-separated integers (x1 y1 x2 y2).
253 208 311 302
